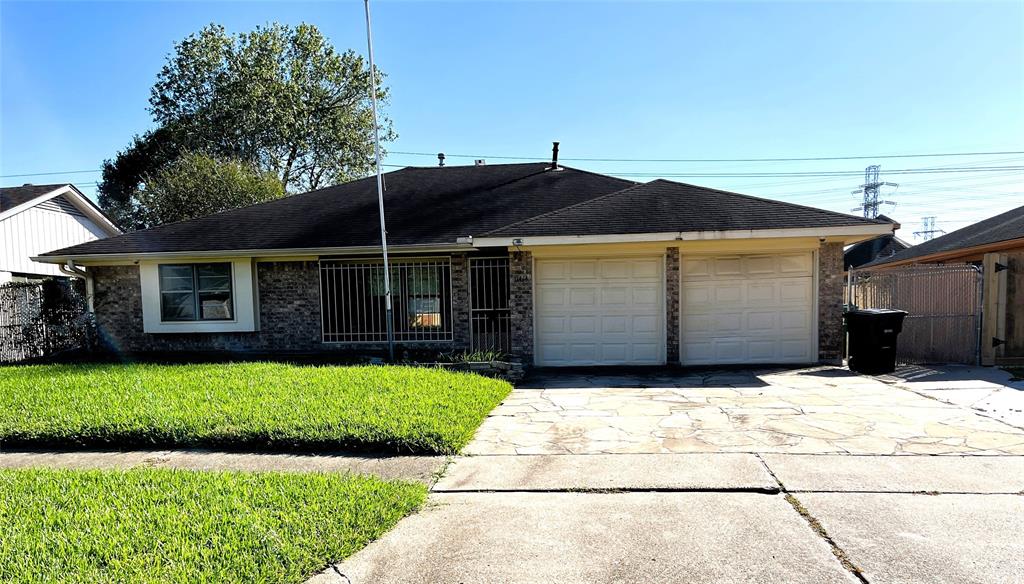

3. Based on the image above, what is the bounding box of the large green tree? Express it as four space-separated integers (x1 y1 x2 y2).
98 23 394 230
135 152 285 227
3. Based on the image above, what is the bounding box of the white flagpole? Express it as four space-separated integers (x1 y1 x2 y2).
364 0 395 362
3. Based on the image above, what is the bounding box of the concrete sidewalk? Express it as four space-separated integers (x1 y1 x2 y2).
314 453 1024 584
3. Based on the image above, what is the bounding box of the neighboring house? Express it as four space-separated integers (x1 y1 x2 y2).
866 204 1024 366
34 161 894 367
843 215 909 272
1 183 121 283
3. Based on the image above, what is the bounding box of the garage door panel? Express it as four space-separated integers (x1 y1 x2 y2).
538 316 566 334
601 315 628 333
633 286 659 306
714 312 744 333
601 287 628 305
539 288 567 307
536 257 665 366
681 252 814 365
780 280 811 303
747 312 777 331
779 253 813 275
633 315 659 334
570 316 597 333
571 261 597 279
600 261 631 279
631 259 660 278
715 285 744 304
570 288 596 306
631 343 662 362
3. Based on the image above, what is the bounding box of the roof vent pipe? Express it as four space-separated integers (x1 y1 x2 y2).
551 141 560 170
475 159 486 166
437 153 445 167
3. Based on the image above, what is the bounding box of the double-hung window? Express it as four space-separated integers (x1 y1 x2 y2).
158 263 234 322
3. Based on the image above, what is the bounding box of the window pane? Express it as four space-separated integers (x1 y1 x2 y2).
409 266 440 295
159 265 194 292
199 291 233 320
409 297 441 328
370 267 400 296
161 292 196 321
197 264 231 292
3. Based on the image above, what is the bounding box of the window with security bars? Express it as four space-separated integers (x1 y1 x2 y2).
320 258 453 342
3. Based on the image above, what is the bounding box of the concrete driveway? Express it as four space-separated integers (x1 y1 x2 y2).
465 366 1024 455
313 366 1024 584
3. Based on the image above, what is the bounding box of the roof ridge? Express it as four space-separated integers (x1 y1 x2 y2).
479 178 649 236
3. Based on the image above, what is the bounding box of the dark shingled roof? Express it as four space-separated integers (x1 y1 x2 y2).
0 183 67 212
484 179 886 237
844 235 909 270
40 166 888 258
42 164 634 256
869 204 1024 266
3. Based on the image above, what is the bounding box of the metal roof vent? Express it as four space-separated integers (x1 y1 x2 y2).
474 159 486 166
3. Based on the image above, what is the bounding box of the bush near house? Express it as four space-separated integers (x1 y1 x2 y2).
0 468 426 583
0 363 511 454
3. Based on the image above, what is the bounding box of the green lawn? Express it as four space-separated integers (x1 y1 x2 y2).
0 467 426 583
0 363 511 454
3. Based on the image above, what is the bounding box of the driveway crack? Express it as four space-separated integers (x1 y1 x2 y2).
755 453 870 584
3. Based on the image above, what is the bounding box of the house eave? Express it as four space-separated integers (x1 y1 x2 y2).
32 243 476 265
473 224 894 248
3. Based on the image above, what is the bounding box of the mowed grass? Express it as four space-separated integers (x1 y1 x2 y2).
0 467 426 583
0 363 511 454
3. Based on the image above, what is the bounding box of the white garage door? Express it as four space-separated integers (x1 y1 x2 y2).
535 257 664 366
681 252 815 365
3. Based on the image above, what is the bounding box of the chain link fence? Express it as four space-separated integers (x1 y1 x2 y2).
0 279 96 363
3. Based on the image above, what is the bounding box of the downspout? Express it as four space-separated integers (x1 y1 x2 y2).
58 260 94 313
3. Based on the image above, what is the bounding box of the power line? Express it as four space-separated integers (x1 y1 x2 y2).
0 168 103 178
391 149 1024 164
601 166 1024 178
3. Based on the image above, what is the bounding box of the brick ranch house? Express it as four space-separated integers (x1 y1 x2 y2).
35 161 894 367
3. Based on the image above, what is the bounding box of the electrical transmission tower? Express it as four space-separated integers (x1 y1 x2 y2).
851 164 898 218
914 216 945 241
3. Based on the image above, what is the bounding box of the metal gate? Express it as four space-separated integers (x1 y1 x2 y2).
469 257 511 354
848 264 983 365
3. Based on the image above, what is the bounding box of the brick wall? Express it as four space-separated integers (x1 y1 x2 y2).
509 250 534 364
451 253 471 349
89 258 472 356
818 242 845 364
665 247 680 364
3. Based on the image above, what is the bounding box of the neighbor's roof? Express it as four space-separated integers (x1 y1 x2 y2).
484 179 888 237
869 204 1024 267
844 234 909 270
41 164 634 256
40 164 887 259
0 183 70 211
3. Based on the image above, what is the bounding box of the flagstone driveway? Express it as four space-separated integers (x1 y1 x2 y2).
465 366 1024 456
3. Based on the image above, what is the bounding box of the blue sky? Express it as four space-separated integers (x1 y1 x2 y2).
2 1 1022 242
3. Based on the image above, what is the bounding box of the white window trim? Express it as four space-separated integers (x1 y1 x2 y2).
140 258 258 333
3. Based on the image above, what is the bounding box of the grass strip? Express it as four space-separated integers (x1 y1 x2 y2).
0 363 511 454
0 467 426 583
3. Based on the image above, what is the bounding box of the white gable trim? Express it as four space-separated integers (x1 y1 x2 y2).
0 184 121 235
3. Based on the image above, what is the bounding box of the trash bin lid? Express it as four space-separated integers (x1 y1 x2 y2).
846 308 908 316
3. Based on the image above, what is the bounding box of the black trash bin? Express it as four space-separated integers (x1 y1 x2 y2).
844 309 908 375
